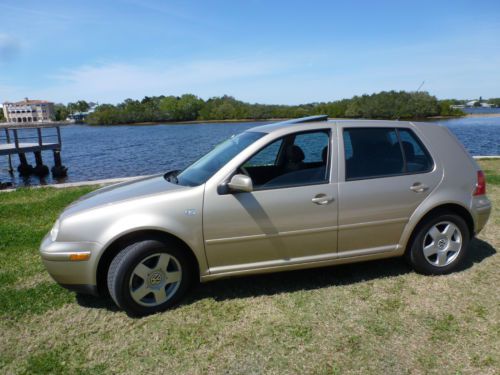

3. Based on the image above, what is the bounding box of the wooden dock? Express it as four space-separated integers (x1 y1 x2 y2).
0 122 68 178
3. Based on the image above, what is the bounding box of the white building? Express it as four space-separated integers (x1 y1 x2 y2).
465 100 494 108
2 98 55 123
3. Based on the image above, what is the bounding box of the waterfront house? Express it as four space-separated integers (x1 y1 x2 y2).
2 98 55 123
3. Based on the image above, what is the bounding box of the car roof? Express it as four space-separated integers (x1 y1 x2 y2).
248 118 435 136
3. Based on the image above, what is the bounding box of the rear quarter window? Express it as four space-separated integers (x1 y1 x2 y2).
398 129 433 173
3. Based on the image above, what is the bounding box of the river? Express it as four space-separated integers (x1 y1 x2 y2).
1 116 499 187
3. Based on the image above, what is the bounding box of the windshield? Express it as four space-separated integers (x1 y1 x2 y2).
174 131 265 186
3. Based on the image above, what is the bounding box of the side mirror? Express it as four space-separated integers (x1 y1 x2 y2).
227 174 253 193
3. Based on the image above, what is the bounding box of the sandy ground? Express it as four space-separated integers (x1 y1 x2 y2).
464 113 500 118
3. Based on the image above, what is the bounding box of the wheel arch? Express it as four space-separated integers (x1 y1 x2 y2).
403 202 474 255
95 229 200 296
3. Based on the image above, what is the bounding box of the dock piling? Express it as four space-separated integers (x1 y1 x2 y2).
4 129 14 173
7 155 13 174
17 153 33 176
33 151 49 176
51 149 67 178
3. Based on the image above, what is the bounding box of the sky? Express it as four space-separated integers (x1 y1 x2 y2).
0 0 499 105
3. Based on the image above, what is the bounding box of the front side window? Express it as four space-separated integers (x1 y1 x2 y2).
239 130 330 189
294 131 329 163
244 138 283 167
176 131 265 186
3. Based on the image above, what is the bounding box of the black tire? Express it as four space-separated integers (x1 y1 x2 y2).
107 238 193 316
407 212 470 275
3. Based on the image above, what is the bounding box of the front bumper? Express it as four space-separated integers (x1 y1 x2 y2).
39 234 101 293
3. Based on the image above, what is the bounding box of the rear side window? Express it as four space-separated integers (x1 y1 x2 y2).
343 128 404 180
398 129 433 173
343 127 433 180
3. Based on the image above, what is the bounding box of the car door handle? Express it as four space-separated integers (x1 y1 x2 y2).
311 194 334 205
410 183 429 193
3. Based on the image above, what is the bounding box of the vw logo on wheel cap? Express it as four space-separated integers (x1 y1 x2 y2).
437 238 448 250
148 271 163 286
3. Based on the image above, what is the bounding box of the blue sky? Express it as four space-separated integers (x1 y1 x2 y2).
0 0 499 104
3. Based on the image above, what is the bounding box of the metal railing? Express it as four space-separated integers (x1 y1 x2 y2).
0 126 62 151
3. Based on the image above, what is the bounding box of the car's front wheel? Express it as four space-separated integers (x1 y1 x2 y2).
107 239 192 316
407 212 470 275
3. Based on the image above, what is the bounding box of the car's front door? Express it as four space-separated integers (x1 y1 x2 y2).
203 128 338 274
338 126 442 255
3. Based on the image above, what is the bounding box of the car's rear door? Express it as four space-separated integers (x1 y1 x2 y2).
337 125 442 256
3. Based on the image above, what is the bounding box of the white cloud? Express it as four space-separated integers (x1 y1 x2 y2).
0 33 21 63
0 3 73 21
14 57 297 103
1 38 500 105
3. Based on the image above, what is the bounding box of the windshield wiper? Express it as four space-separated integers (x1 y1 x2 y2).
163 170 180 184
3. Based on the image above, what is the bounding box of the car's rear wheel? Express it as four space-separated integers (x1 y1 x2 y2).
408 213 470 275
107 239 192 316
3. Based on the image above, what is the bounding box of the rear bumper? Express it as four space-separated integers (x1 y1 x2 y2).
472 196 492 234
39 234 100 291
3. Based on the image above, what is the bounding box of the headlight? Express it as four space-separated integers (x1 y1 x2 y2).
50 219 60 242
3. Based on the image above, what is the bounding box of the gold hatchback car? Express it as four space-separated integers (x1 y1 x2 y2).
40 116 491 315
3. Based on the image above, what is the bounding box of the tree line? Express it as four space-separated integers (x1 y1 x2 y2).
54 100 92 121
41 90 495 125
486 98 500 107
82 91 464 125
19 94 499 124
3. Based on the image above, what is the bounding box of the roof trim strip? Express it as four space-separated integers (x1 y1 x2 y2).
274 115 328 125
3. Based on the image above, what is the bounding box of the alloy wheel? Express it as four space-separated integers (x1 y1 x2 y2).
128 253 182 306
422 221 463 267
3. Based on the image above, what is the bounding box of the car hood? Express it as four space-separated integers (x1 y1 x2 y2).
61 175 187 218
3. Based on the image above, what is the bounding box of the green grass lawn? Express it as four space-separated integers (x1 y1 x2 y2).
1 161 499 374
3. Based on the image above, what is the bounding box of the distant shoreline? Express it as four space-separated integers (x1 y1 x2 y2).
76 112 500 126
87 116 452 126
464 113 500 118
430 113 500 119
127 118 284 126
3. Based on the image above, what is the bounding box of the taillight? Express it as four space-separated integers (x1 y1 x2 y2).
473 170 486 196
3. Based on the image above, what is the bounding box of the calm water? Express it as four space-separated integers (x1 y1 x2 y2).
1 117 499 187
